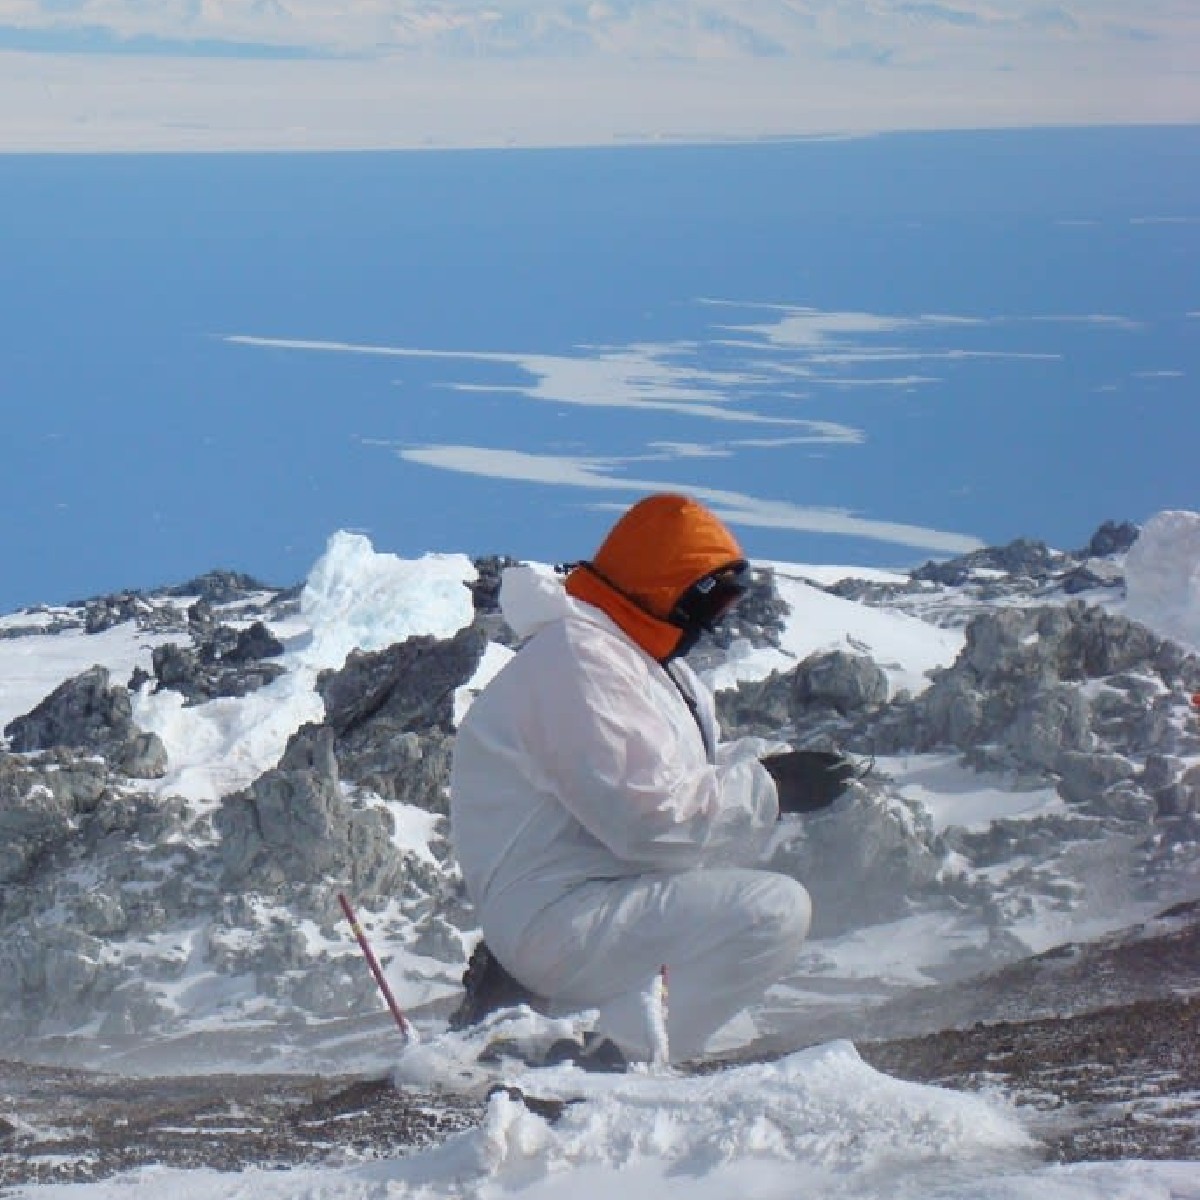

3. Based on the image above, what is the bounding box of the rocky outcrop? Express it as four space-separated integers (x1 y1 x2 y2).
869 605 1200 786
767 789 944 938
707 566 790 651
721 596 1200 943
793 650 889 716
147 621 286 705
163 569 276 605
315 624 486 808
913 538 1072 587
1083 519 1140 558
3 666 167 779
717 650 888 740
215 726 408 896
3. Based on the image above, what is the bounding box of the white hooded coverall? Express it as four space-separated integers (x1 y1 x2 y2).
450 565 812 1061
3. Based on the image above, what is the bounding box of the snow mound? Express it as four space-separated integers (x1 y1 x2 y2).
9 1042 1042 1200
300 531 476 670
1123 509 1200 652
477 1041 1031 1181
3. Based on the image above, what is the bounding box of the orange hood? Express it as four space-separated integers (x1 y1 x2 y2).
565 493 744 660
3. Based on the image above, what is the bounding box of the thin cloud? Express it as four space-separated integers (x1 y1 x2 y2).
226 334 804 425
398 443 983 554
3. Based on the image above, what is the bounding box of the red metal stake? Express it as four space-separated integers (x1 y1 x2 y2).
338 892 415 1043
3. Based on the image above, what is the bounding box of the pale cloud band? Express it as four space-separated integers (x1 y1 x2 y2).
2 1 1198 152
226 301 1143 555
225 334 807 425
398 443 984 555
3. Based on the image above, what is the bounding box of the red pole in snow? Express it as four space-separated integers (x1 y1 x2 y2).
338 892 415 1043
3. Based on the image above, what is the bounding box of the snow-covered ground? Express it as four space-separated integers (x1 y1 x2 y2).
6 1043 1197 1199
2 516 1198 1199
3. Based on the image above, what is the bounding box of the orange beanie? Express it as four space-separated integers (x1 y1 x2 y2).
565 493 744 659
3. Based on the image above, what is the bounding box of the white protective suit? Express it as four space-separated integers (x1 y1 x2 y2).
450 564 812 1061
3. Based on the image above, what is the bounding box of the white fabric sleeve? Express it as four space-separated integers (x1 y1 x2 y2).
716 736 792 766
522 632 779 870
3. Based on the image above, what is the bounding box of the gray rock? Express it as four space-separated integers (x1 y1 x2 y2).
5 665 134 754
97 983 177 1038
706 566 790 651
1143 756 1200 817
1083 520 1140 558
216 725 405 896
227 621 285 663
766 790 942 938
1061 563 1124 594
716 671 793 739
1004 686 1090 771
914 538 1071 587
319 626 486 740
315 625 485 806
3 666 169 781
469 556 520 615
1056 751 1138 806
150 629 286 706
165 569 276 604
116 731 169 779
84 593 146 634
0 762 77 884
1088 784 1159 823
914 673 984 751
792 650 889 717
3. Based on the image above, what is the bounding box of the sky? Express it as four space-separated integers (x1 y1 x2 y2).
1 0 1199 150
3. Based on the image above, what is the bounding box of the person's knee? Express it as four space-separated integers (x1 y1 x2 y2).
751 874 812 957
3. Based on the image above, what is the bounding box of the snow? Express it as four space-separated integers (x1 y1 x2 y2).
4 516 1200 1198
705 564 964 699
782 909 995 992
10 1036 1200 1199
0 621 175 731
1122 509 1200 652
128 533 478 806
454 640 516 724
298 531 476 671
881 754 1066 834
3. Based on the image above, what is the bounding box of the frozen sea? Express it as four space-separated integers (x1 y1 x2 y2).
2 125 1197 612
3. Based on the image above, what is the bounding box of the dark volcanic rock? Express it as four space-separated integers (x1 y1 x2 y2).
1083 519 1140 558
164 569 275 604
149 621 286 706
2 667 167 780
913 538 1072 587
0 1064 481 1187
84 593 146 635
318 626 485 739
4 666 132 753
227 621 284 663
314 625 486 807
469 556 519 615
